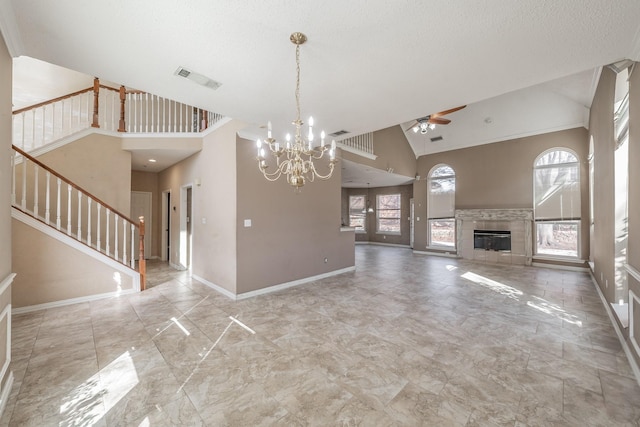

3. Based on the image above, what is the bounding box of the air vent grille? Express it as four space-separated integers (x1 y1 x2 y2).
430 136 443 142
329 130 349 137
175 66 222 91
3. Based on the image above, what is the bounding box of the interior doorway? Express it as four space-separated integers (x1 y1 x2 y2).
130 191 152 259
410 198 415 249
179 184 193 269
161 190 171 262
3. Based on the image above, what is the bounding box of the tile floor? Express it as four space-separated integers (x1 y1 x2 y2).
2 246 640 426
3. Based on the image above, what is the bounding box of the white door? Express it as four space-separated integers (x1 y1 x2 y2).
131 191 152 259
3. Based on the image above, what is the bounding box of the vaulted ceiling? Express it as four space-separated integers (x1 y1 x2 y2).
3 1 640 175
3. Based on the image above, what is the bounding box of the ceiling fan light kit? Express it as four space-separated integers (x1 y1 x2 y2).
406 105 467 135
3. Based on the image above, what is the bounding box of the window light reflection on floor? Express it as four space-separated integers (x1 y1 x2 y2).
461 271 523 300
60 351 139 424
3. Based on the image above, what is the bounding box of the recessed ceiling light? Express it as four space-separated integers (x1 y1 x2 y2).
149 159 157 163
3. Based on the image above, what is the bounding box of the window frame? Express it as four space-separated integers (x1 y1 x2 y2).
348 194 367 233
427 164 456 249
533 148 581 259
376 193 401 235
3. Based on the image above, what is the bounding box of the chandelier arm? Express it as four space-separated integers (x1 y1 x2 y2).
308 160 336 180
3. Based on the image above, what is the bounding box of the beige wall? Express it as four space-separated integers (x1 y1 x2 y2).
158 121 243 294
36 133 132 214
414 128 589 255
343 185 413 246
589 68 617 302
11 219 133 308
0 32 12 395
235 137 354 294
131 171 160 258
342 125 416 178
625 64 640 367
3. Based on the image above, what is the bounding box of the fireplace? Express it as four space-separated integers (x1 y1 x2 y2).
474 230 511 251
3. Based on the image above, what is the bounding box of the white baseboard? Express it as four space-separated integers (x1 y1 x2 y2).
589 272 640 387
356 242 411 249
532 262 590 272
236 266 357 300
193 266 357 301
413 250 459 258
12 289 137 314
0 371 13 420
191 274 237 300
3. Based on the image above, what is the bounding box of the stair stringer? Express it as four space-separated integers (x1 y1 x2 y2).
11 207 140 314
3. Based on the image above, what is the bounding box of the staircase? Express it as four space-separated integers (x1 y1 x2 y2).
10 79 225 307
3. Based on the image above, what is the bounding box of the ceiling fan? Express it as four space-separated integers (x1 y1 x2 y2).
405 105 466 134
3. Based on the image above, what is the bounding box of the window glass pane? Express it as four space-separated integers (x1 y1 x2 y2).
534 150 580 221
377 194 401 233
348 195 366 231
431 165 455 178
536 221 578 257
429 219 455 247
428 165 455 220
535 150 577 167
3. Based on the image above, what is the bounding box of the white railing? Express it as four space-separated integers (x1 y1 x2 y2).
12 89 94 152
11 145 141 270
13 80 226 154
125 92 224 133
337 132 375 156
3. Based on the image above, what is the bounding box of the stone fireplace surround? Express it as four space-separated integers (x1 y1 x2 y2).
455 209 533 265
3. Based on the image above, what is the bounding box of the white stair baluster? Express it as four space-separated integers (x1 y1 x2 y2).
77 192 82 240
87 198 92 247
130 223 135 268
56 178 61 230
10 150 15 205
33 167 39 217
31 110 35 149
21 158 27 210
122 218 127 264
173 100 177 132
97 204 102 252
162 97 165 132
114 214 119 261
42 106 46 146
45 171 51 224
67 184 72 235
106 209 111 255
21 112 25 151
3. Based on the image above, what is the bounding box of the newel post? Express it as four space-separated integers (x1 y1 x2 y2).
139 216 146 291
91 77 100 128
118 85 126 132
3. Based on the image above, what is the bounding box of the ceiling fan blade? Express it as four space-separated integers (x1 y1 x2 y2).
428 117 451 125
430 105 466 118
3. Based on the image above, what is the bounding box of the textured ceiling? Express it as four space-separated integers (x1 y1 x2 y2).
2 1 640 181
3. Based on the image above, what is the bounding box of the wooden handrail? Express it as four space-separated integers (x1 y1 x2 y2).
99 84 120 93
12 144 139 226
12 87 94 115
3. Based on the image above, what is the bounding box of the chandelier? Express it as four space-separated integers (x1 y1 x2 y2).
256 32 337 188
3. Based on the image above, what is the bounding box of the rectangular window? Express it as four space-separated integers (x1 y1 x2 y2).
429 219 455 247
348 195 366 232
377 194 401 234
536 220 579 257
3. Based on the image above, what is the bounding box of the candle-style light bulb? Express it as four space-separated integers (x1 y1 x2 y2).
286 133 291 149
267 121 272 139
321 130 326 146
308 116 314 127
256 139 262 156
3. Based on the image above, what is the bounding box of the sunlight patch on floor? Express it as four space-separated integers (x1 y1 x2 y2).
461 271 523 300
60 351 139 425
527 296 583 326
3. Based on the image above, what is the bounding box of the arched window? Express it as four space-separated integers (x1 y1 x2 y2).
428 164 455 248
533 149 580 257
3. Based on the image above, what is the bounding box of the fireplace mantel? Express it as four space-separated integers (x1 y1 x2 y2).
455 209 533 221
455 209 533 265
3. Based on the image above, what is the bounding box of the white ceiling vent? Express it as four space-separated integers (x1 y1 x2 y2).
329 130 349 137
430 136 443 142
174 66 222 90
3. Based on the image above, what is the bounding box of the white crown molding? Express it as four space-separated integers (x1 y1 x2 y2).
0 1 24 56
11 208 140 291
